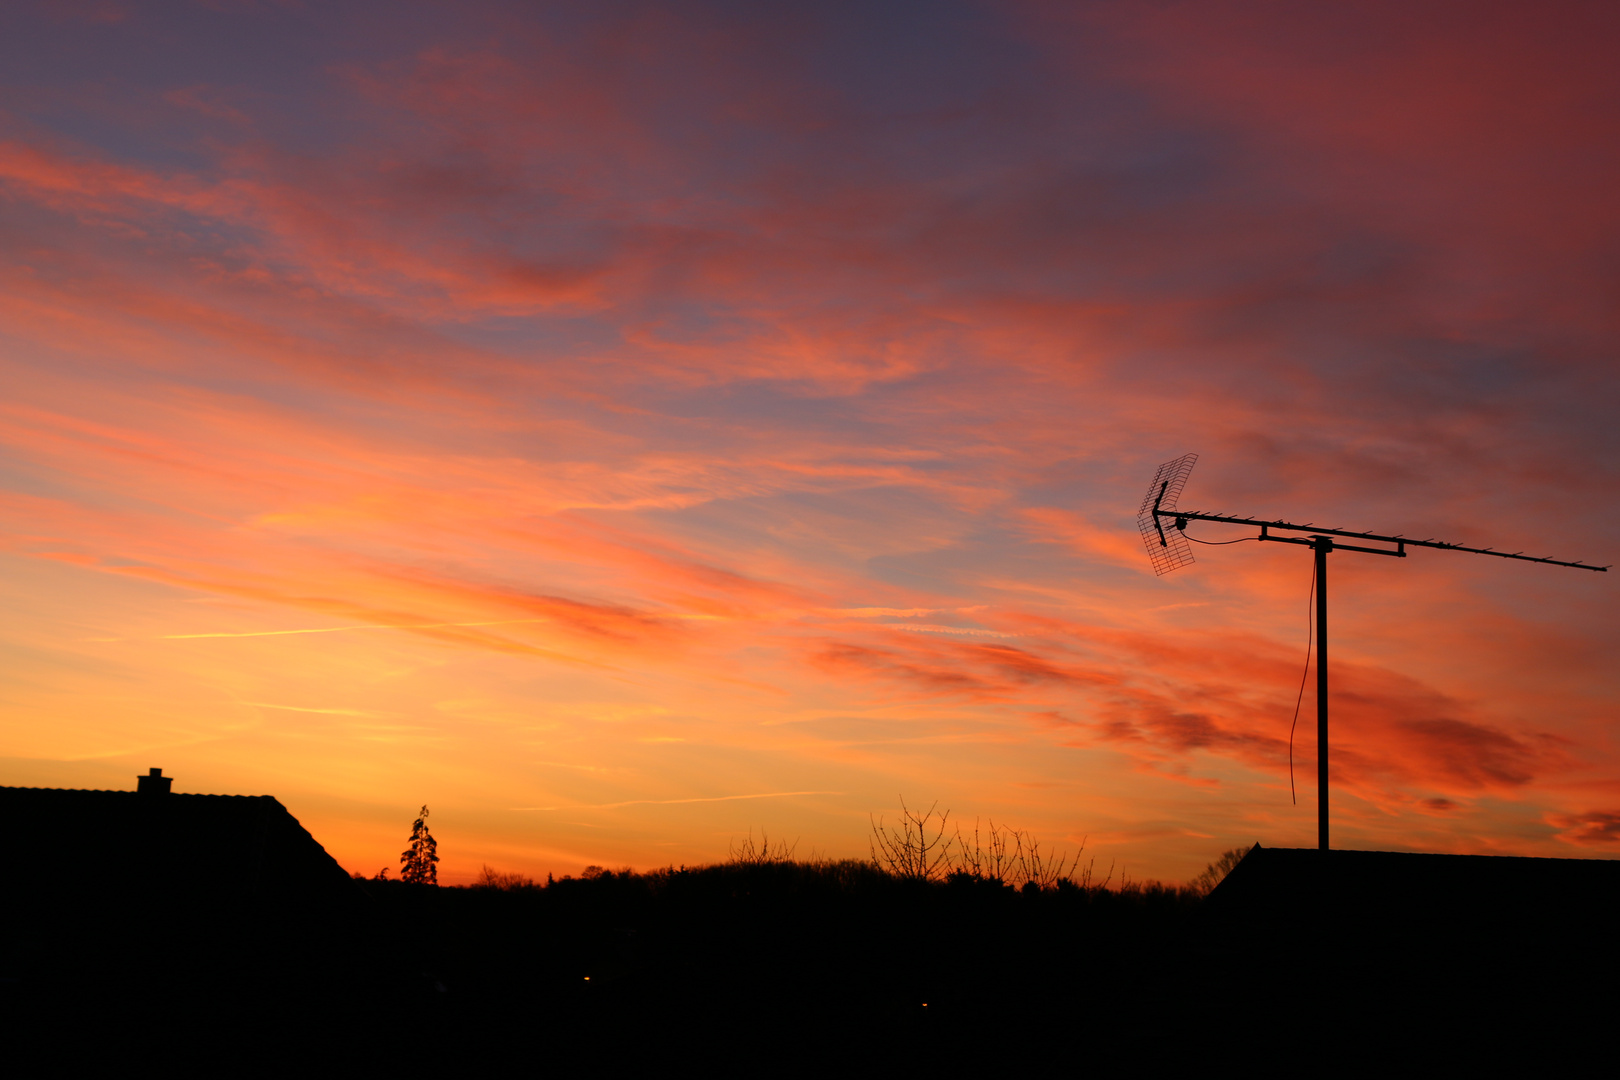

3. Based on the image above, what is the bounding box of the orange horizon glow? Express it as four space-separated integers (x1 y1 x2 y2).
1 1 1617 884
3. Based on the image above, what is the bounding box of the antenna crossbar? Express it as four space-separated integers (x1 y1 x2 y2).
1159 510 1607 571
1259 533 1406 557
1135 452 1610 854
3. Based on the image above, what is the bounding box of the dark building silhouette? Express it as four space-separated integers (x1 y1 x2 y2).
1209 843 1620 914
4 768 359 994
1205 843 1620 979
5 770 375 1067
4 767 353 903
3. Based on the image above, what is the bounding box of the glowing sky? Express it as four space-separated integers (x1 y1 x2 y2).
2 1 1617 882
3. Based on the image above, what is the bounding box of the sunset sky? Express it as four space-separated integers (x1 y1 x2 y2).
2 0 1617 883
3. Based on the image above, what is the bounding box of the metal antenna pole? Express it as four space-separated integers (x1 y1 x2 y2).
1315 537 1330 851
1136 452 1608 852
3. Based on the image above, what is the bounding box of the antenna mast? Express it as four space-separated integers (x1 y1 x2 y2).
1136 453 1608 850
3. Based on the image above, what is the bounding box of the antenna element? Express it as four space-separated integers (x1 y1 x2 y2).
1137 453 1198 576
1133 453 1608 852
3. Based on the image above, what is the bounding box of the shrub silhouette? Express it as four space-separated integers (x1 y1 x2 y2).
873 802 1096 890
953 818 1019 884
1012 829 1088 890
954 818 1095 890
473 865 536 890
399 805 439 885
728 828 797 866
870 798 957 880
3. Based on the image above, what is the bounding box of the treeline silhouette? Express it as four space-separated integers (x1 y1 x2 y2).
339 838 1613 1068
6 798 1227 1069
9 799 1614 1071
342 842 1211 1064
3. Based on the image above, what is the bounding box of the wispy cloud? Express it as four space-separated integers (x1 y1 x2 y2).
161 619 553 640
511 791 844 812
882 624 1018 639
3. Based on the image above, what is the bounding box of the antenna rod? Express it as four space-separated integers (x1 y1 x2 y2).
1315 537 1329 851
1137 452 1610 854
1158 509 1607 571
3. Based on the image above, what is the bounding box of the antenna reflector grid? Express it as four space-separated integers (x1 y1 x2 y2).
1137 453 1199 575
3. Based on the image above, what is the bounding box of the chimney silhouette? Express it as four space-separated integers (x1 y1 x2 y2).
137 767 173 796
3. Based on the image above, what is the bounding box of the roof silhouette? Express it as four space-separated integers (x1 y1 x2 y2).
1206 843 1620 956
1211 842 1620 899
4 768 353 903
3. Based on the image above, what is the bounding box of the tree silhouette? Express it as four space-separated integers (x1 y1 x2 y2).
1189 845 1251 896
399 805 439 885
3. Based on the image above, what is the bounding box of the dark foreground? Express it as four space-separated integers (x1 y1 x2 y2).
6 856 1615 1071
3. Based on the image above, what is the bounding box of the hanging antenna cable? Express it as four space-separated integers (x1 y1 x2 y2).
1288 559 1315 805
1136 452 1607 850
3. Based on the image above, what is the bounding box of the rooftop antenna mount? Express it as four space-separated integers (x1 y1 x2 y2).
1136 454 1608 851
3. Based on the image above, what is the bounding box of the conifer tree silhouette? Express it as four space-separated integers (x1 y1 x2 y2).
399 805 439 885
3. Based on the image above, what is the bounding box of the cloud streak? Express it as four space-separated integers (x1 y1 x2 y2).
512 791 844 812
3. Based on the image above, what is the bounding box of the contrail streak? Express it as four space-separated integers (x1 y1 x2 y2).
511 790 842 811
882 623 1018 638
163 618 551 640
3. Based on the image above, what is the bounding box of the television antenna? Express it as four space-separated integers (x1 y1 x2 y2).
1137 453 1608 850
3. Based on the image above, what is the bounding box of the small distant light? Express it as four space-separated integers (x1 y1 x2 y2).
583 976 590 981
922 1003 928 1007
